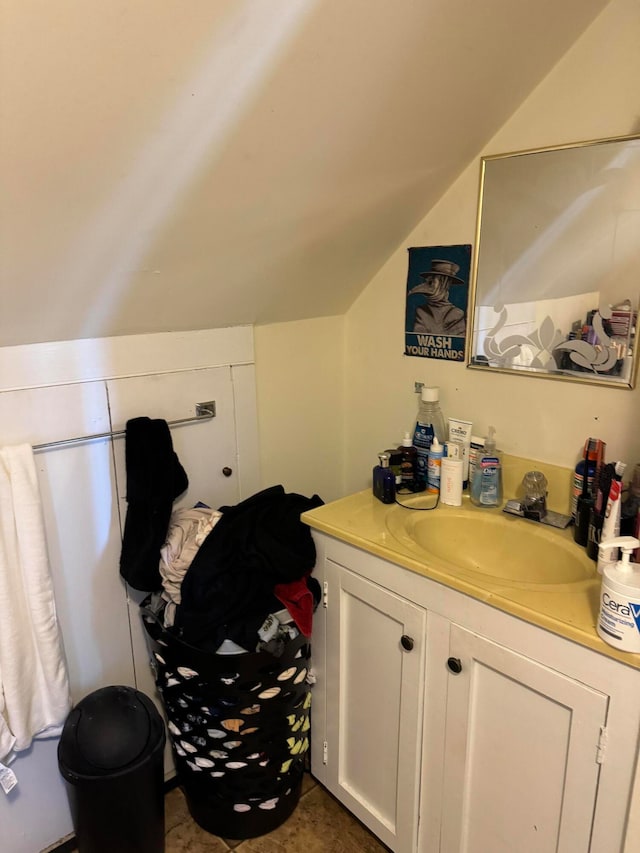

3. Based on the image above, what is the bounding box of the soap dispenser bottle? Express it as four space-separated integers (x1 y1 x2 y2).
597 536 640 652
373 452 396 504
470 426 502 507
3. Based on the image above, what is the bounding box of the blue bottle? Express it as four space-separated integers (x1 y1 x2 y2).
413 387 446 490
470 426 502 508
427 436 444 494
373 452 396 504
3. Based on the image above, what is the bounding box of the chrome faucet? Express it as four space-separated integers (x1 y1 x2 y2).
503 471 572 529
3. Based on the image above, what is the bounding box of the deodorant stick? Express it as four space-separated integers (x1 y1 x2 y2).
441 457 463 506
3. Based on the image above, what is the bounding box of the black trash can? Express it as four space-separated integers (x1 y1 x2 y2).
141 600 311 840
58 685 166 853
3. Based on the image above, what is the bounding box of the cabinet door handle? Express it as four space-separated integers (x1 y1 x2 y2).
222 467 233 477
447 656 463 674
400 635 414 651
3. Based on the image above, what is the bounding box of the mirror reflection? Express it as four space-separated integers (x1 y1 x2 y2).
468 135 640 388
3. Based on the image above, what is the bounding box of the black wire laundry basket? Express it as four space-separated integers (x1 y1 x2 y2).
141 599 311 839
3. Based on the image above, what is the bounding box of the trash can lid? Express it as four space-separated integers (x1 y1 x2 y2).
58 685 164 776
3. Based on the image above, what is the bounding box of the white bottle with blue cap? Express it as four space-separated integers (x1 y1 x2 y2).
597 536 640 652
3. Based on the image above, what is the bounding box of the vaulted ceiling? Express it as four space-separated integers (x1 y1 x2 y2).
0 0 610 346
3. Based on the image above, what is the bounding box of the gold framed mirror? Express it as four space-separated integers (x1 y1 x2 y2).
467 134 640 388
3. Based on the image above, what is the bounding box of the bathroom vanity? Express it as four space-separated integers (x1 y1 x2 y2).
302 491 640 853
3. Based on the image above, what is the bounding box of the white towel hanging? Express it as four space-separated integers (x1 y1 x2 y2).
0 444 71 768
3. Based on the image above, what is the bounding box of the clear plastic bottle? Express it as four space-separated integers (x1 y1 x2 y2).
470 426 503 507
413 387 446 490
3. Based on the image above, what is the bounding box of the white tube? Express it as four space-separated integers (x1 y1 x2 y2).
448 418 473 484
597 478 622 574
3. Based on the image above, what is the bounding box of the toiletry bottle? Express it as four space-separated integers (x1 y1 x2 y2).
448 418 473 488
597 536 640 652
385 448 403 490
470 426 502 508
441 452 463 506
399 433 421 493
571 438 597 521
373 452 396 504
467 435 485 487
596 463 625 574
413 386 446 490
587 461 615 560
427 436 443 495
574 438 603 547
620 463 640 537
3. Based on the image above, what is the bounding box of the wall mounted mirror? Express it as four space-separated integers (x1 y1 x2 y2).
467 134 640 388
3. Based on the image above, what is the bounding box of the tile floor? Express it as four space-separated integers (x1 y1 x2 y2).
164 772 390 852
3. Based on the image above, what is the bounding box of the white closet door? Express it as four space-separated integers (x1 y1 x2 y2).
107 366 240 514
106 367 243 774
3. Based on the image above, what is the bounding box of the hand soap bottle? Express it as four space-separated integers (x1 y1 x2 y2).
373 452 396 504
470 426 502 508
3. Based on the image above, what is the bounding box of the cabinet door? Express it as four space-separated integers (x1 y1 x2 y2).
441 624 608 853
324 560 426 852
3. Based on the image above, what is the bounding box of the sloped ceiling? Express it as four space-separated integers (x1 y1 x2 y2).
0 0 610 347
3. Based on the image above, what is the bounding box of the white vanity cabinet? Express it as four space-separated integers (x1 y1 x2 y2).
309 532 640 853
439 625 607 853
320 557 427 851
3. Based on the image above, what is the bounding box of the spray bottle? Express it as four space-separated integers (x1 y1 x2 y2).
597 536 640 652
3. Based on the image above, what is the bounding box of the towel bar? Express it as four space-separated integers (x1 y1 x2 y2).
32 401 216 452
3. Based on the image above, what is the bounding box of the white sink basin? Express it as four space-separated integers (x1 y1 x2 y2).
385 507 595 585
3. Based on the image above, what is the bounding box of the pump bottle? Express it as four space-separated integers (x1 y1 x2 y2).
597 536 640 652
470 426 502 507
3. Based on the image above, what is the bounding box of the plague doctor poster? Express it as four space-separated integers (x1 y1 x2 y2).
404 244 471 361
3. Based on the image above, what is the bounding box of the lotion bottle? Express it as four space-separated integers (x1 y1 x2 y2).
597 536 640 652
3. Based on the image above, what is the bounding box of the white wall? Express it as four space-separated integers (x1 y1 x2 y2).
0 327 259 853
0 0 607 347
254 316 346 504
344 0 640 494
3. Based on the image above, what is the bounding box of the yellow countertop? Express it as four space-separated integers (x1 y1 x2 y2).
302 489 640 670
